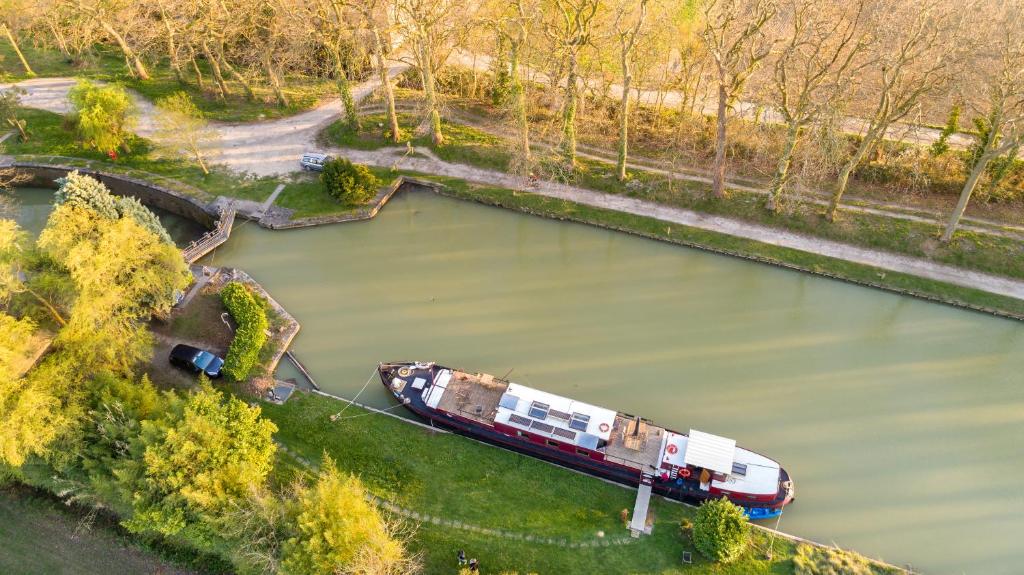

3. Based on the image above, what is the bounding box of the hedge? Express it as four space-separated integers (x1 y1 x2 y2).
220 282 268 381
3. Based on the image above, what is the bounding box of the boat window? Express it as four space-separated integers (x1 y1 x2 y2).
731 462 748 477
546 440 559 448
498 393 520 410
528 401 550 419
568 413 590 432
576 448 589 456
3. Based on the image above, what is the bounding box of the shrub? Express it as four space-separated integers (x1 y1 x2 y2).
321 158 381 205
793 543 879 575
221 282 269 382
691 498 749 563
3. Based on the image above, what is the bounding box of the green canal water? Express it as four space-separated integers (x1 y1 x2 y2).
12 188 1024 573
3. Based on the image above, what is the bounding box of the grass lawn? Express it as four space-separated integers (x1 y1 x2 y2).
0 484 198 575
5 108 280 202
0 43 338 123
262 392 808 575
275 166 398 219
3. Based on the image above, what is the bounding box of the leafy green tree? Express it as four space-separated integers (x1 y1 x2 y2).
68 80 136 154
152 92 219 175
280 455 413 575
0 219 67 327
691 498 750 563
120 382 277 537
0 313 34 377
0 353 84 467
321 158 382 205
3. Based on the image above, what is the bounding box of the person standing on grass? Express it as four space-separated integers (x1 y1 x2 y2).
469 558 479 572
457 549 467 566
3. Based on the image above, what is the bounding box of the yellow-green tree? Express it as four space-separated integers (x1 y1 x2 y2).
152 92 219 175
68 80 136 154
39 202 189 373
120 382 277 537
281 456 415 575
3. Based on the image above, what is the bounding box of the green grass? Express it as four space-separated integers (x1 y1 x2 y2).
0 43 338 122
261 392 805 575
5 108 279 202
275 166 397 219
0 484 201 575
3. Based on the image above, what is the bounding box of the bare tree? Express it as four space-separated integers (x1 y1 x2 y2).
489 0 538 170
358 0 402 142
701 0 777 198
0 1 36 77
941 11 1024 241
309 0 362 130
612 0 648 181
825 0 962 221
67 0 151 80
765 0 868 211
545 0 600 167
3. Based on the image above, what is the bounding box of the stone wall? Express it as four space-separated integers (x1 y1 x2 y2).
12 163 218 230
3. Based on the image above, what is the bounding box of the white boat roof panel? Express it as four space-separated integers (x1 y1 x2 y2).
683 429 736 473
495 382 618 445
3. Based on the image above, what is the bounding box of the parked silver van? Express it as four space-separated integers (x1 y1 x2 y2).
300 152 332 172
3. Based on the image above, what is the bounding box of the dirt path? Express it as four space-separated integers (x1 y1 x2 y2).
5 69 1024 302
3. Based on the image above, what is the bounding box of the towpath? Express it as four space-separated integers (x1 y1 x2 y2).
4 68 1024 303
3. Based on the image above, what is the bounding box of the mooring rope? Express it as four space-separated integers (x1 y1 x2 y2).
329 401 408 421
329 367 379 421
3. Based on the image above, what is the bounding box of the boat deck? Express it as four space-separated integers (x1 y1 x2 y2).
603 415 665 473
435 370 509 425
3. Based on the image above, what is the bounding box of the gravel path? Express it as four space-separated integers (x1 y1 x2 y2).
5 70 1024 302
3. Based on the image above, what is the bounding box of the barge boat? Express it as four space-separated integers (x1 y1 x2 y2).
379 362 795 518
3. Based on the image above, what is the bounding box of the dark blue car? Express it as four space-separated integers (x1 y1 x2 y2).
169 344 224 379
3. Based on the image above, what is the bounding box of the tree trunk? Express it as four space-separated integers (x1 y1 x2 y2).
826 126 880 221
941 155 990 242
333 55 359 130
617 59 631 182
202 41 230 100
264 58 288 107
561 51 579 166
711 81 728 198
371 26 400 143
46 20 72 59
189 48 205 90
157 5 183 83
99 21 149 80
1 24 34 77
509 44 530 165
768 123 801 212
420 43 443 146
218 43 255 101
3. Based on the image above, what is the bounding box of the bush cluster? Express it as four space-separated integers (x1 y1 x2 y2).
220 282 269 382
55 171 174 244
691 498 750 564
321 158 382 205
793 543 878 575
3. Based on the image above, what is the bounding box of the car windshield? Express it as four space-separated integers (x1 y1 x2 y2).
193 351 214 370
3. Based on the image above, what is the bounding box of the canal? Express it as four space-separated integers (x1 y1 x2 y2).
13 187 1024 573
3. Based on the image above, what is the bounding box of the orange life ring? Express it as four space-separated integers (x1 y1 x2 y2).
678 468 691 478
598 422 610 432
666 444 678 455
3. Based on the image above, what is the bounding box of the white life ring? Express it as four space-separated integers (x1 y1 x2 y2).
598 422 610 432
666 444 678 455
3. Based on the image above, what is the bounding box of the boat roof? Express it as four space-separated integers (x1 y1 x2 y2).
494 382 618 448
683 429 736 473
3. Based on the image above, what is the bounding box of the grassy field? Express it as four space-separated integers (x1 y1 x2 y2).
0 485 198 575
262 392 806 575
0 43 338 123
